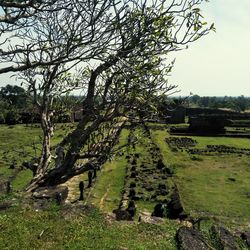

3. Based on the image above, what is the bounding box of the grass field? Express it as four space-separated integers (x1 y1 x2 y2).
0 123 74 191
73 122 250 228
88 126 172 216
0 123 249 249
88 129 129 212
150 126 250 229
0 205 178 250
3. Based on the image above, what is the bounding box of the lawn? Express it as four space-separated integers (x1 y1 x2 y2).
2 123 249 228
150 127 250 228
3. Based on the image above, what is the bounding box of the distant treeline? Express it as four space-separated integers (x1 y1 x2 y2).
0 84 82 124
187 95 250 112
1 84 249 125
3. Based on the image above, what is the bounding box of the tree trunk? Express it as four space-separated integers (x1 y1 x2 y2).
26 112 52 191
25 114 101 192
26 117 124 192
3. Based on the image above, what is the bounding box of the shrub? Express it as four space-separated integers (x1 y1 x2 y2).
5 110 21 125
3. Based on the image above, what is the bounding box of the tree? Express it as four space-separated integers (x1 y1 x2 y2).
0 84 29 108
5 108 21 124
234 95 247 112
15 0 124 184
0 0 63 73
0 0 213 192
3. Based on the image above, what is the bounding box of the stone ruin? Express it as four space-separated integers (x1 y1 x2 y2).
165 106 186 124
188 144 250 156
188 115 229 134
166 137 197 152
177 226 211 250
79 181 84 201
32 185 69 210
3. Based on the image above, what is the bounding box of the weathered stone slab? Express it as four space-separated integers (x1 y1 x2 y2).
177 226 211 250
139 212 164 224
241 231 250 247
156 159 165 169
112 209 133 221
210 225 240 250
152 203 166 217
33 185 68 202
167 188 186 219
0 181 11 195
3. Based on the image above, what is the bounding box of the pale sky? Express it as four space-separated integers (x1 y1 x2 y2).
0 1 250 97
169 0 250 96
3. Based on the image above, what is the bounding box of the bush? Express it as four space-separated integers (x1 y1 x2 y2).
5 110 21 125
56 113 72 123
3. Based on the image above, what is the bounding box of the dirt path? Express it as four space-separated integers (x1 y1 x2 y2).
64 172 87 203
99 184 110 210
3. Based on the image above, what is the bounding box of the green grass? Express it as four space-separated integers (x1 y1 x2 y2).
0 205 178 250
176 159 250 220
89 125 169 216
1 123 249 248
0 125 179 249
150 128 250 228
0 123 75 191
89 129 129 212
191 136 250 149
11 170 33 191
0 125 41 178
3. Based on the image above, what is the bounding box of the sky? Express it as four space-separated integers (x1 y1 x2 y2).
0 0 249 97
169 0 250 96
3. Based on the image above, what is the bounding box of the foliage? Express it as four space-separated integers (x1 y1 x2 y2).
0 83 84 124
0 85 32 123
5 109 21 125
188 95 250 111
0 84 30 109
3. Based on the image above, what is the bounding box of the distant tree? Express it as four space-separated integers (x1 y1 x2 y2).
0 84 29 108
0 98 9 112
52 94 82 122
5 109 21 125
191 95 200 105
234 95 247 112
199 96 210 107
188 95 250 111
